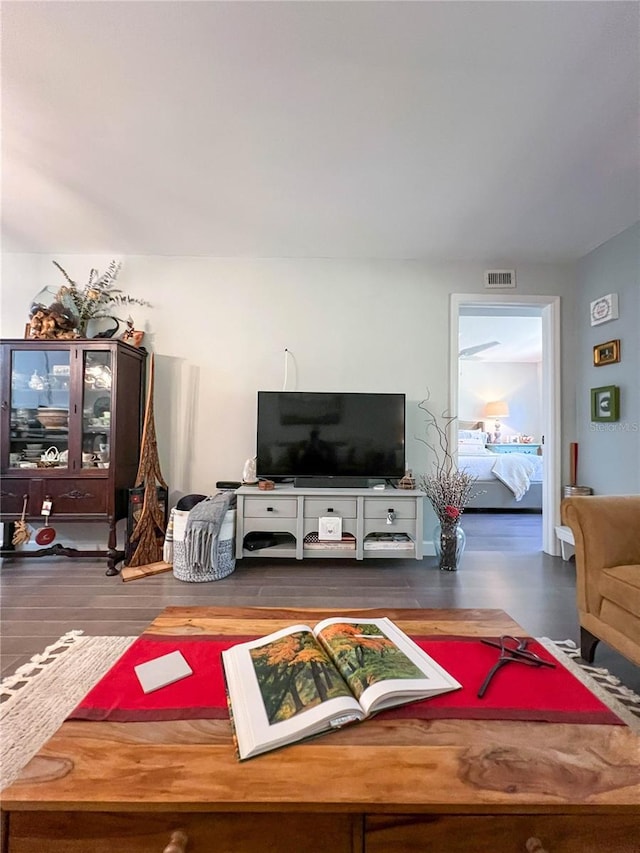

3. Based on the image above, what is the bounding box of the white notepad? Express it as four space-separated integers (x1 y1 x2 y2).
134 650 193 694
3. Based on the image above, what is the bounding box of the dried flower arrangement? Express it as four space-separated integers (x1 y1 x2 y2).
53 260 151 336
416 395 480 524
28 260 150 340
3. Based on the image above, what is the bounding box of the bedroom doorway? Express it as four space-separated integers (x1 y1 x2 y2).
449 294 561 556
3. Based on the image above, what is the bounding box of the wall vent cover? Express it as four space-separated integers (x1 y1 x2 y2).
484 269 516 288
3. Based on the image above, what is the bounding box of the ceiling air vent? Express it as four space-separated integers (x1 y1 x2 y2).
484 269 516 289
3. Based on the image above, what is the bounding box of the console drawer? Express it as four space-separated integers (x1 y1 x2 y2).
304 498 357 518
243 497 297 518
364 498 416 520
365 814 640 853
45 479 109 516
242 518 297 534
364 519 415 537
0 481 30 516
8 810 358 853
0 477 109 518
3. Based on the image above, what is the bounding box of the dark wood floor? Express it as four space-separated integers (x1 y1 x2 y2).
2 513 638 692
461 510 543 551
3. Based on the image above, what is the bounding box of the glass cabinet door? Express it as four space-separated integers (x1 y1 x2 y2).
9 348 70 470
82 350 112 469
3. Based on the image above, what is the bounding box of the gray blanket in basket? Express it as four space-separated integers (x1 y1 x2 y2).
184 491 236 575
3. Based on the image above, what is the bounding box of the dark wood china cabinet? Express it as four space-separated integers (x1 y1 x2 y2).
0 339 146 574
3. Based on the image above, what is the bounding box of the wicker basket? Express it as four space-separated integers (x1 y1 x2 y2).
165 507 236 582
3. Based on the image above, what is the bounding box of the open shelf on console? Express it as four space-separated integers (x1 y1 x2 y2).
242 532 297 558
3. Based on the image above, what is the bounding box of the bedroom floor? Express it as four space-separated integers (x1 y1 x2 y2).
463 510 542 552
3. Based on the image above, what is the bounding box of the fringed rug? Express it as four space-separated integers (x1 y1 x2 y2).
538 638 640 732
1 633 638 792
0 631 135 790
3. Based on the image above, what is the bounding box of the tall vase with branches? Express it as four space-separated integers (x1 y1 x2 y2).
417 396 481 571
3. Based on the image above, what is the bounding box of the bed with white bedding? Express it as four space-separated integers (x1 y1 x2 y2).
457 423 543 511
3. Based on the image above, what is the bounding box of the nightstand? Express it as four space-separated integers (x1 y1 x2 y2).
488 443 541 455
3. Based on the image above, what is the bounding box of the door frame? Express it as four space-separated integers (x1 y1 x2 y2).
450 293 561 556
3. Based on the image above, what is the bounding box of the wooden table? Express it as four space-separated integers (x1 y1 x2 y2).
2 607 639 853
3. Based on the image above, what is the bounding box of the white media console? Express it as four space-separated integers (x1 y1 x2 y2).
235 485 424 561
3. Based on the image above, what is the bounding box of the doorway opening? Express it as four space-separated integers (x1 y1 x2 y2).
450 294 561 556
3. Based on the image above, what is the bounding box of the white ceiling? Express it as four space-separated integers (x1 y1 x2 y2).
2 1 639 260
459 315 542 363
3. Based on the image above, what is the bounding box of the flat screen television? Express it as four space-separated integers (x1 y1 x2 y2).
256 391 406 486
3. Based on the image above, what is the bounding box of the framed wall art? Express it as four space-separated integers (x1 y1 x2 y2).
593 339 621 366
590 293 619 326
590 385 620 422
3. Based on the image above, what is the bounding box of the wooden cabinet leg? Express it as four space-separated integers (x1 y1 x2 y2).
2 522 16 553
105 517 124 576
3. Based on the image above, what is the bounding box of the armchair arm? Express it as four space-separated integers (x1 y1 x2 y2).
561 495 640 614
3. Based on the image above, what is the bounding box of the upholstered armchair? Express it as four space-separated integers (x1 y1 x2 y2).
561 495 640 666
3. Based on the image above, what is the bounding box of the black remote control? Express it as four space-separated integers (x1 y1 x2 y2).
216 480 241 490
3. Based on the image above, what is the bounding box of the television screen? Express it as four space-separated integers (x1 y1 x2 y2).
256 392 405 482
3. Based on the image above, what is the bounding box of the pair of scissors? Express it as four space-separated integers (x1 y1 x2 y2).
477 636 556 698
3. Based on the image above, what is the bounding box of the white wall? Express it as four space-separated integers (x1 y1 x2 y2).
1 254 577 544
573 223 640 494
459 361 542 442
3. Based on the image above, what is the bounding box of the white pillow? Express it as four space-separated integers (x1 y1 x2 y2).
458 446 492 456
459 429 488 443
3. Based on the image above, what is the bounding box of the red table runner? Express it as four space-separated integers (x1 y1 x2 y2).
68 633 624 726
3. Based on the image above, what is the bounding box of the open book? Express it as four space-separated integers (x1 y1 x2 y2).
222 616 461 760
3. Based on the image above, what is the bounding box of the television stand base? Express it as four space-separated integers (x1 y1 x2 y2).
235 484 424 561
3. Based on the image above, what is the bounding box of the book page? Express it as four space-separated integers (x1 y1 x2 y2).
314 617 461 716
222 623 364 760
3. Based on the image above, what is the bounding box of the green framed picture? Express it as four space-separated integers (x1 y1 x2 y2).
590 385 620 422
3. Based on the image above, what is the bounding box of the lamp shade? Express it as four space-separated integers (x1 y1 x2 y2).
484 400 510 419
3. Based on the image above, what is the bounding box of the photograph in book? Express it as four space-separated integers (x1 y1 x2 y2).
316 622 425 700
222 616 461 760
250 631 354 723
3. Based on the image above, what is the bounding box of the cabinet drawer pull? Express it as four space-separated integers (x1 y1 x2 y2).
526 838 549 853
266 506 274 512
327 507 334 512
162 829 188 853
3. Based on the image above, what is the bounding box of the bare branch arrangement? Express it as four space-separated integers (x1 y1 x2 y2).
416 395 481 524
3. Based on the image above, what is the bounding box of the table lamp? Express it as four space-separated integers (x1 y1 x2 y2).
484 401 509 443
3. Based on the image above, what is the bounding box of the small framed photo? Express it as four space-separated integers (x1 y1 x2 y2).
593 339 620 366
590 385 620 422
